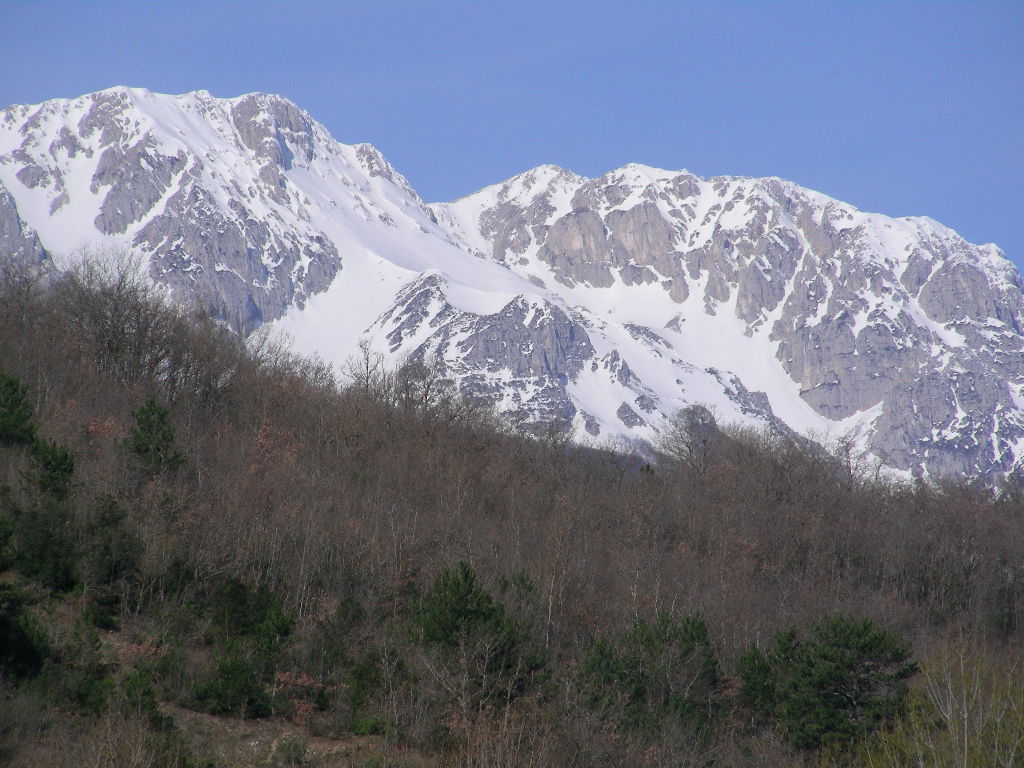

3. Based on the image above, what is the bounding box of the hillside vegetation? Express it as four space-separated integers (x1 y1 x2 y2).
0 258 1022 767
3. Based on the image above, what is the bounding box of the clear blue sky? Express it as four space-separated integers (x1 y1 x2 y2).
2 1 1021 268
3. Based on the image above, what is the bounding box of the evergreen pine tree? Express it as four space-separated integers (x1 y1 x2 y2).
739 615 916 749
129 398 185 472
0 373 36 446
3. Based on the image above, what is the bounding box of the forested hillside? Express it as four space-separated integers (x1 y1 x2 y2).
1 258 1022 767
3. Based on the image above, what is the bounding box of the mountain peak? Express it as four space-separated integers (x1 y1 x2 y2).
1 86 1021 480
607 162 689 183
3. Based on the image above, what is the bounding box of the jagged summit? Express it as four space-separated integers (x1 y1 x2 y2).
1 88 1021 479
0 87 445 332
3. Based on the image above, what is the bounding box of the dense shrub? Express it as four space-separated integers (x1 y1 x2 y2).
209 577 293 643
81 495 142 587
0 584 49 681
129 398 185 472
190 579 294 719
0 372 36 446
416 562 518 659
580 611 718 734
416 562 542 716
8 497 78 592
739 615 916 748
38 620 116 715
345 649 382 716
191 643 273 718
27 439 74 500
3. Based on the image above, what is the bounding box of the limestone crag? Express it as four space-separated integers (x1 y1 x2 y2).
369 273 595 432
0 182 49 272
435 164 1024 476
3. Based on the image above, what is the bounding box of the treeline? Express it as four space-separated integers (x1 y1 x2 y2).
0 257 1022 767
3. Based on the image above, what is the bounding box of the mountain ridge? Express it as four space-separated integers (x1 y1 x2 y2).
1 87 1021 479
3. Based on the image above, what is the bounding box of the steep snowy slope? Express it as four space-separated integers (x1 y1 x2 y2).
2 88 1022 478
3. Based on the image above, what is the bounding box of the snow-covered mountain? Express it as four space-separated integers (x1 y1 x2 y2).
2 87 1022 479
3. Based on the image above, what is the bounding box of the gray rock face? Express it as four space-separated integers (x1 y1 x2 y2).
133 168 339 333
539 209 616 288
457 298 594 381
91 135 188 235
0 181 50 272
370 273 595 432
616 401 645 428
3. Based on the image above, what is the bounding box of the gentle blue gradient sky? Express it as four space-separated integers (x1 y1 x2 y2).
2 1 1021 267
